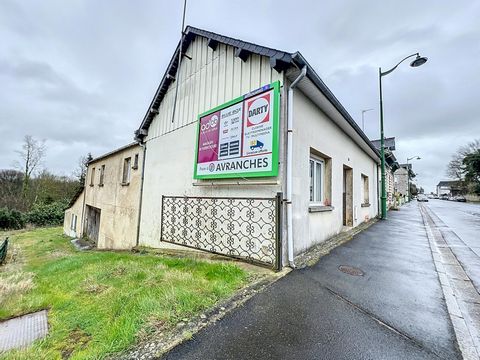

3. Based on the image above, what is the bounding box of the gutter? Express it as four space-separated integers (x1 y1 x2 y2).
286 66 307 268
135 141 147 247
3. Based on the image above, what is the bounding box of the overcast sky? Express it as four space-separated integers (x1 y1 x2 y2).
1 1 479 192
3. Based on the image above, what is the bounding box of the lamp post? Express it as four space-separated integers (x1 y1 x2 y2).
361 108 374 132
406 156 421 202
379 53 427 219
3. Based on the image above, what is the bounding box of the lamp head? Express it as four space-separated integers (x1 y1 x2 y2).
410 54 428 67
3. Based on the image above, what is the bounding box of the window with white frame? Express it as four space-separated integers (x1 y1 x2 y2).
309 157 324 204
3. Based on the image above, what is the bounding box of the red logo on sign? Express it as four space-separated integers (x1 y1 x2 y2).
246 93 270 127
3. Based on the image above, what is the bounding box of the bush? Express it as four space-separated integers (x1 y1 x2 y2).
0 207 25 230
26 201 68 227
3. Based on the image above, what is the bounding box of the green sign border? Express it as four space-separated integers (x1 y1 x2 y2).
193 81 280 180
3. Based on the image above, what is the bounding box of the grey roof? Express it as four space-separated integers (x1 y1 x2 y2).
437 180 462 187
135 26 380 159
67 186 84 208
88 142 140 165
371 137 396 151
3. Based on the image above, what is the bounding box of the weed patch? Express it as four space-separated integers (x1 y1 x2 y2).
0 227 249 359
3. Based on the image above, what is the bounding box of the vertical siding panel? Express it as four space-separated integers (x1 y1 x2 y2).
147 38 273 141
250 54 261 89
224 45 234 101
192 39 201 120
260 56 271 86
240 58 251 94
205 46 213 110
271 67 283 84
232 54 242 96
210 49 219 107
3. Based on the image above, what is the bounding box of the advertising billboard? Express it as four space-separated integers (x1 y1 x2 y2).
194 81 280 179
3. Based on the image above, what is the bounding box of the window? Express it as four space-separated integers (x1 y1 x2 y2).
133 153 139 170
309 157 324 204
70 214 77 231
90 167 95 186
99 165 105 186
122 157 131 184
362 174 369 204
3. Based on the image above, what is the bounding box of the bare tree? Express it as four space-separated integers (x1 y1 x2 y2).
73 152 93 186
446 139 480 180
15 135 47 197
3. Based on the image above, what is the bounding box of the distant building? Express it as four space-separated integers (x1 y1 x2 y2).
394 164 415 199
63 143 143 249
436 180 463 196
371 137 399 208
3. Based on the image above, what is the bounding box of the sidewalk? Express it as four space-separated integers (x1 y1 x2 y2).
162 203 461 360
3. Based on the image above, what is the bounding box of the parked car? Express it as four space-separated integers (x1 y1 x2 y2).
440 194 449 200
432 194 439 199
455 195 467 202
417 194 429 202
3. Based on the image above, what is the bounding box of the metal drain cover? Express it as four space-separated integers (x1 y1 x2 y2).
338 265 364 276
0 310 48 351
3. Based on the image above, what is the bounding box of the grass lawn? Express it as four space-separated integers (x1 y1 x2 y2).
0 227 249 359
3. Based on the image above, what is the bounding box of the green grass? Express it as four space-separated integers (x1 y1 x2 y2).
0 227 248 359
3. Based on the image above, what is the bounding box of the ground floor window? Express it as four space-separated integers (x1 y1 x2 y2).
310 157 324 204
362 174 369 204
70 214 77 231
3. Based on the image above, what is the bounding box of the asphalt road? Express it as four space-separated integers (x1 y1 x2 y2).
162 203 461 360
424 199 480 293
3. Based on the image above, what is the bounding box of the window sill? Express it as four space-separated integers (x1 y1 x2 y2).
121 182 130 186
361 203 371 207
309 205 334 213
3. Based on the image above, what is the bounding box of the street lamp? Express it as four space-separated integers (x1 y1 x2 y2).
406 156 421 202
361 108 374 132
379 53 428 219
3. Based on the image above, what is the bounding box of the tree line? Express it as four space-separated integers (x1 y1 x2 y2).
0 135 91 230
446 139 480 195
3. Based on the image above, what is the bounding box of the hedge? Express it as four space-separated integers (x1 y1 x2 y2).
0 201 68 230
0 208 25 230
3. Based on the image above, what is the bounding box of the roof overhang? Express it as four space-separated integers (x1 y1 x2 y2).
135 27 381 163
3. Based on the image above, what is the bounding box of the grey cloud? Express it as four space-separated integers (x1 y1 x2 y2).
0 0 479 192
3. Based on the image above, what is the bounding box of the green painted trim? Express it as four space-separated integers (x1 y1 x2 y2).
194 81 281 180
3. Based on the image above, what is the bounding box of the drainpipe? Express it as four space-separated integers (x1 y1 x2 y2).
286 66 307 268
135 140 147 247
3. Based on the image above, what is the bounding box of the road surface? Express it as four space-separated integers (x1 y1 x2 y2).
162 203 461 360
424 199 480 292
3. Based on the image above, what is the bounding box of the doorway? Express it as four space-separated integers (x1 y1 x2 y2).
343 166 353 227
85 205 101 244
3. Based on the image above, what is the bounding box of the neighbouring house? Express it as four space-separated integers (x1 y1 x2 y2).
394 164 416 200
371 137 399 209
64 26 380 269
436 180 464 196
64 187 84 238
63 143 143 249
